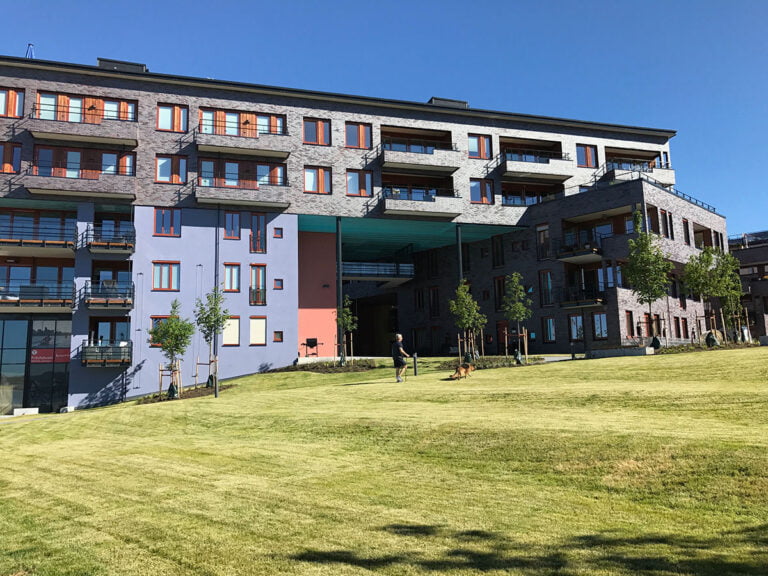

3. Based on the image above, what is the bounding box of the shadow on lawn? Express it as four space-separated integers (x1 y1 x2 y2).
291 523 768 574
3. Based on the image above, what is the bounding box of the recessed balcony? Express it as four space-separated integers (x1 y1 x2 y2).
79 280 134 309
24 167 136 200
605 155 675 186
555 236 606 264
499 149 573 182
0 281 73 312
28 106 139 147
381 186 462 218
194 179 291 209
194 125 291 159
380 137 461 174
80 339 132 367
0 222 76 257
560 286 606 308
81 224 136 253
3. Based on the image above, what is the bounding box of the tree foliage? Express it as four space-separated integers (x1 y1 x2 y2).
194 284 230 353
448 281 487 334
148 299 196 365
337 294 358 333
501 272 532 333
624 211 673 331
683 247 743 327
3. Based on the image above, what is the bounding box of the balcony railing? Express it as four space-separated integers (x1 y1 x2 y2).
0 282 74 306
81 224 136 252
382 186 458 202
197 121 288 138
32 103 137 123
0 223 77 247
504 149 570 163
382 137 457 154
341 262 415 278
80 281 134 308
561 286 606 305
80 339 132 367
30 163 135 179
250 288 266 306
606 157 671 172
198 176 288 190
556 232 612 254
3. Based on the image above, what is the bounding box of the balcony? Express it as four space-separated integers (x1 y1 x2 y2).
605 157 675 186
80 339 132 367
560 286 606 308
24 166 137 200
380 139 461 174
194 125 291 159
499 150 573 182
555 235 609 264
195 180 290 209
0 222 76 257
81 223 136 253
79 281 134 309
28 105 139 147
381 186 463 218
0 282 74 312
249 288 267 306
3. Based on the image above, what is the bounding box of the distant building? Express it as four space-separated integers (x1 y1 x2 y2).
0 55 727 414
729 231 768 339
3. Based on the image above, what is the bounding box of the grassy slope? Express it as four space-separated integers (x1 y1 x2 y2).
1 349 767 576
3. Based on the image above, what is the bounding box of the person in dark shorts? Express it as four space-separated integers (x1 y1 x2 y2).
391 333 410 382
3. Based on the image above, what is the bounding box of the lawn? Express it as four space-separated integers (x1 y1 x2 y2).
1 348 767 576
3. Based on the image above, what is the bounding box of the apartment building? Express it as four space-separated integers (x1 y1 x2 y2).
729 231 768 340
0 56 727 414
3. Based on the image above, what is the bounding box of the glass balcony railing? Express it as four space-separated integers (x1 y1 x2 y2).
80 339 132 366
382 186 457 202
504 149 569 163
0 281 74 305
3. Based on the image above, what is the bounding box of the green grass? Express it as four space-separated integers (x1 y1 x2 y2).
1 348 767 575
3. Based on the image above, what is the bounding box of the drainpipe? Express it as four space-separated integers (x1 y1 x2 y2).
336 217 345 366
214 205 220 398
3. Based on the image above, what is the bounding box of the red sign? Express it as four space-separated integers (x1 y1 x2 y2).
30 348 71 364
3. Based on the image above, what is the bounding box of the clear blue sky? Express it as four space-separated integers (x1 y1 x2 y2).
3 0 766 235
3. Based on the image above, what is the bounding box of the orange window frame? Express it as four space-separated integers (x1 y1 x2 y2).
151 261 180 291
273 278 283 290
0 88 24 118
346 170 372 196
470 179 494 204
250 213 267 253
303 118 331 145
273 227 283 239
224 212 240 240
149 316 170 347
156 104 188 132
155 155 187 184
223 316 240 347
345 122 372 149
250 265 267 306
468 134 491 159
0 142 21 174
153 208 181 237
304 166 331 194
273 331 284 343
223 263 241 292
250 316 267 346
577 144 598 168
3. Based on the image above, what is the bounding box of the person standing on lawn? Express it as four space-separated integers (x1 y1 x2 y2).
391 333 410 382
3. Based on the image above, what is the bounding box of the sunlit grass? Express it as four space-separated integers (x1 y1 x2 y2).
1 348 767 575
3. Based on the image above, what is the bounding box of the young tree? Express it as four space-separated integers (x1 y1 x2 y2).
148 299 196 397
337 294 358 359
501 272 532 335
194 285 230 398
624 210 673 337
448 281 487 359
683 247 743 334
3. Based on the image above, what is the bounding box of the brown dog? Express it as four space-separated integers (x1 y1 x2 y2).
450 363 475 380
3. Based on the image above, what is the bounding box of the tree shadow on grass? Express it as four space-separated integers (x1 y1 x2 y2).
289 523 768 575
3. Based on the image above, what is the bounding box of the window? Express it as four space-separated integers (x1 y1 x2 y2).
223 317 240 346
626 311 635 338
660 209 670 238
224 264 240 292
0 143 21 174
625 215 635 234
569 314 584 341
250 265 266 305
346 170 372 196
539 270 553 306
345 122 372 149
0 88 24 118
199 108 267 138
304 167 332 194
250 317 267 346
256 163 287 186
224 212 240 239
33 146 134 178
429 287 440 318
273 227 283 239
199 158 283 189
674 316 681 339
576 144 598 168
273 330 283 343
681 317 689 339
256 114 286 135
593 312 608 340
470 179 494 204
491 235 504 267
152 262 180 291
274 278 284 290
251 213 267 253
157 104 188 132
536 224 550 259
149 316 169 347
303 118 331 145
543 317 555 342
493 276 505 311
468 134 492 159
414 289 424 310
155 155 187 184
154 208 181 237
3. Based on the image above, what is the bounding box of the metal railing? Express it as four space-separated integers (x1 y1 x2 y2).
196 121 288 138
0 223 77 245
32 103 137 123
606 157 671 172
81 224 136 249
249 288 267 306
198 175 288 189
503 149 570 163
29 162 136 179
382 137 458 154
342 262 415 277
729 230 768 249
80 281 134 307
382 186 457 202
80 339 132 366
555 232 613 255
561 286 606 304
0 281 74 305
